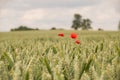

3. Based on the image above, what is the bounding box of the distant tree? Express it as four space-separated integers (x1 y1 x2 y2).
11 25 39 31
50 27 56 30
71 14 82 30
82 19 92 30
71 13 92 30
98 28 104 31
118 21 120 31
11 29 14 31
35 28 39 30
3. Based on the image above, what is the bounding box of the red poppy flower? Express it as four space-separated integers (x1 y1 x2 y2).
75 40 80 44
58 33 64 37
70 33 77 39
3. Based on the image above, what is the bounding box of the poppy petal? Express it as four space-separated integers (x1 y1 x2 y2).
70 33 77 39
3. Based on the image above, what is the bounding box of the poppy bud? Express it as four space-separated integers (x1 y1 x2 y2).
58 33 64 37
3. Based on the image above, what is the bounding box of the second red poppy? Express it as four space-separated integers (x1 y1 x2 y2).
58 33 64 37
75 40 80 44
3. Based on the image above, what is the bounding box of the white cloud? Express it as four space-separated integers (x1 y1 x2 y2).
22 9 46 21
0 9 16 17
0 0 120 31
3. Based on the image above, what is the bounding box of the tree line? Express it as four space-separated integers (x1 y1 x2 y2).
11 26 39 31
11 13 120 31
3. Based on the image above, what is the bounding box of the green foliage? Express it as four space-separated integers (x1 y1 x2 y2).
98 28 104 31
2 52 14 71
44 57 54 80
71 14 92 30
82 19 92 30
25 71 30 80
50 27 56 30
0 31 120 80
11 25 39 31
71 14 82 30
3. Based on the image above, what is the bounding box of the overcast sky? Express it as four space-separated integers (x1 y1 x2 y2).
0 0 120 31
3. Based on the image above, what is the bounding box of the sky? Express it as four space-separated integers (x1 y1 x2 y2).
0 0 120 32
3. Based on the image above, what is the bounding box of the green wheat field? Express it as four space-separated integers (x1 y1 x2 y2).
0 30 120 80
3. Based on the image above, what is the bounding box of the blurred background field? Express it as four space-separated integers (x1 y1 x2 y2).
0 0 120 79
0 30 120 80
0 30 120 40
